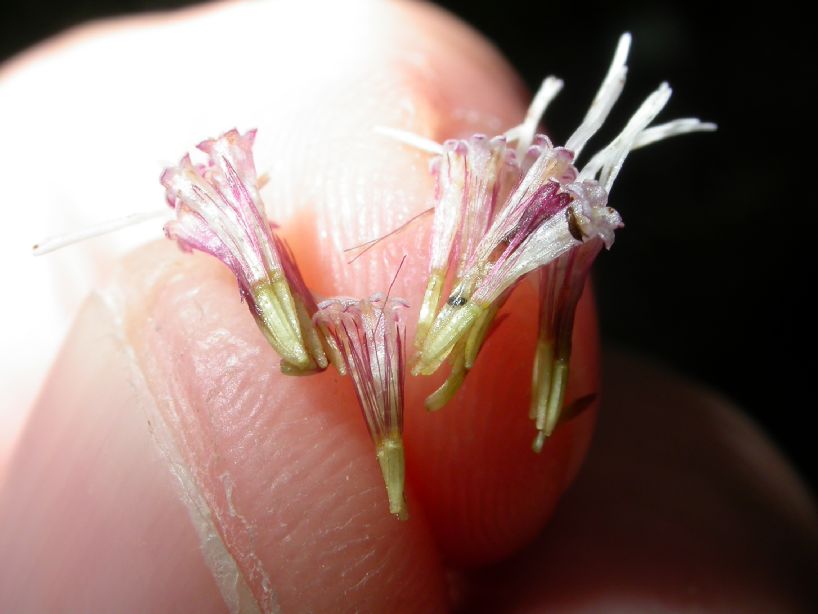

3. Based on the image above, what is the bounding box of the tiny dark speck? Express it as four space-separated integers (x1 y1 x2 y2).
566 208 584 242
448 295 467 307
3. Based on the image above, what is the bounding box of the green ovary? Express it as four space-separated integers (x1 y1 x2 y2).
376 434 407 520
412 301 482 376
252 279 311 370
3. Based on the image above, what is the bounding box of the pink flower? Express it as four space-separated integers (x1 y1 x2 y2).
529 238 603 451
416 135 519 346
314 294 409 519
161 129 327 373
402 34 714 446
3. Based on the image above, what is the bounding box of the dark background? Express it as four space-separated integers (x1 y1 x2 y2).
3 1 814 488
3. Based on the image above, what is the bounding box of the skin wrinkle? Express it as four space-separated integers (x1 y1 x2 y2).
271 462 343 544
122 262 277 612
113 242 447 611
96 287 261 614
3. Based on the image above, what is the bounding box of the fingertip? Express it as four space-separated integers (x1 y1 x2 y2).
252 0 602 566
0 289 226 612
3 1 606 606
404 281 600 566
116 242 450 611
1 240 450 613
457 351 818 611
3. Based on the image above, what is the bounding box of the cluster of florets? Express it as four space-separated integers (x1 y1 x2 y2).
160 129 411 517
37 34 712 517
401 34 712 449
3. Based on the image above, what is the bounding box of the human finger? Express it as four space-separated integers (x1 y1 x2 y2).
1 0 604 610
456 351 818 611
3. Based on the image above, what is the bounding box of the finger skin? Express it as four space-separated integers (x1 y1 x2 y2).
0 0 600 610
403 282 598 566
120 244 448 612
456 351 818 612
0 294 226 612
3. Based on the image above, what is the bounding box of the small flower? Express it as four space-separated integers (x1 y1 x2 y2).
161 129 327 373
529 239 603 452
413 135 521 410
416 135 519 345
398 33 714 445
314 293 409 519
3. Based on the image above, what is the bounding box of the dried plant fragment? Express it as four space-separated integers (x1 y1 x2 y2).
161 129 327 374
314 294 409 519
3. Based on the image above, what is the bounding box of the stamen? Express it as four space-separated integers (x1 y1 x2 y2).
633 118 717 149
578 82 672 190
374 125 444 155
566 33 631 157
505 76 564 155
580 116 716 186
32 208 169 255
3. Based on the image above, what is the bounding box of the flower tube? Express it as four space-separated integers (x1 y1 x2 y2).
161 129 327 374
314 294 409 519
408 34 714 446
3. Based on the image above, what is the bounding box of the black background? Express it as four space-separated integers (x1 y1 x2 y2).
3 1 814 488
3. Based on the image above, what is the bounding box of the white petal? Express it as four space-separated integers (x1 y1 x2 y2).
32 208 169 255
565 32 631 157
505 75 564 155
632 118 717 149
374 125 444 155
